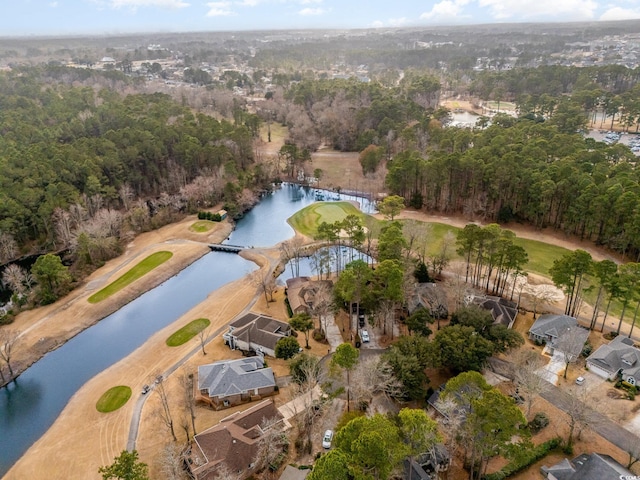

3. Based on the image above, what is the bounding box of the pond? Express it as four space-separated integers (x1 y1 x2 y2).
0 183 375 476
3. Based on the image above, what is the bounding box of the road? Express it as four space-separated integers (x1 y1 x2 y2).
489 357 640 453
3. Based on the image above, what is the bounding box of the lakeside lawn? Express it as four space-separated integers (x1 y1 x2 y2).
88 251 173 303
189 220 215 233
96 386 132 413
166 318 211 346
288 201 367 237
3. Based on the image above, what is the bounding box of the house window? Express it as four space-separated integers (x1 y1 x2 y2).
223 400 230 407
629 378 636 386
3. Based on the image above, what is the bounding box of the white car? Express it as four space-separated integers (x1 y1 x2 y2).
322 429 333 449
575 376 585 385
361 330 370 343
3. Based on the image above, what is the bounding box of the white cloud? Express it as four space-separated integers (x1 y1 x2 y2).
49 1 59 6
600 6 640 20
298 7 325 15
478 0 597 20
236 0 261 6
420 0 470 22
371 20 384 28
300 0 323 3
206 1 234 15
109 0 189 8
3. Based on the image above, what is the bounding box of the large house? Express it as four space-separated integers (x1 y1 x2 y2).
197 357 277 409
187 399 284 480
586 335 640 385
528 314 589 357
541 452 633 479
467 294 518 328
285 277 332 315
223 313 292 357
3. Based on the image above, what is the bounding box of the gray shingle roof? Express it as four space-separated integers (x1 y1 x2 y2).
198 358 275 398
542 453 634 480
587 335 640 378
529 314 577 339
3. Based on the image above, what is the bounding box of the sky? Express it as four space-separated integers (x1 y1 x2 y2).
2 0 640 37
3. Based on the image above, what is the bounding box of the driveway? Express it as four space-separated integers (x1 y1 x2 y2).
536 351 565 385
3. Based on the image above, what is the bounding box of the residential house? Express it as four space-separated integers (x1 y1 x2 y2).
407 283 448 319
223 313 291 357
187 399 284 480
467 294 518 328
197 357 277 409
541 452 633 479
586 335 640 385
403 445 451 480
285 277 333 315
528 314 589 356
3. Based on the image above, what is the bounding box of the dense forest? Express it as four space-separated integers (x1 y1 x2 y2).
0 68 268 271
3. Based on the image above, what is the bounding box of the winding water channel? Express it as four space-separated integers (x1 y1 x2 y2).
0 183 373 476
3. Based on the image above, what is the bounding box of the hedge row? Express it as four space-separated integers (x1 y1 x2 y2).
483 437 562 480
197 211 222 222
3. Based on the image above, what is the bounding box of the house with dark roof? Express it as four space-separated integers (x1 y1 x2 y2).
196 357 277 409
187 399 284 480
541 452 633 479
587 335 640 385
223 313 291 357
407 283 448 319
467 294 518 328
403 445 451 480
528 314 589 357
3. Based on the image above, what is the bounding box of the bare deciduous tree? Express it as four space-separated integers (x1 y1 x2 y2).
197 325 212 356
525 283 561 319
119 183 135 211
255 416 288 473
562 388 597 449
351 357 404 407
508 350 549 418
0 328 19 382
1 264 28 296
158 442 187 480
555 329 587 379
155 376 178 442
0 231 18 264
182 372 197 437
308 282 333 333
252 269 278 304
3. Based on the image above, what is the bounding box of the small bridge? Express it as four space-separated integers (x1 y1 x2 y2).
209 244 245 253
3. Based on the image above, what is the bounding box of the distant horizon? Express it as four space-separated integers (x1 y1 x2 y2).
2 0 640 38
1 18 640 42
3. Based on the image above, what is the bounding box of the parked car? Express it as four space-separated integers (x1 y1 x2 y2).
358 314 365 327
575 376 585 385
322 429 334 449
361 330 370 343
141 384 150 395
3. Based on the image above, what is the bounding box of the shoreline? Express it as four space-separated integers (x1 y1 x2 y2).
2 217 233 388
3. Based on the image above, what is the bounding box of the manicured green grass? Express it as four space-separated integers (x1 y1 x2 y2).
513 237 570 277
166 318 211 347
288 201 368 237
190 220 215 233
96 386 132 413
88 251 173 304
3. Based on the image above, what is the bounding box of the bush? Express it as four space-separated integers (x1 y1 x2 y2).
528 412 550 434
581 341 593 358
312 329 326 342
